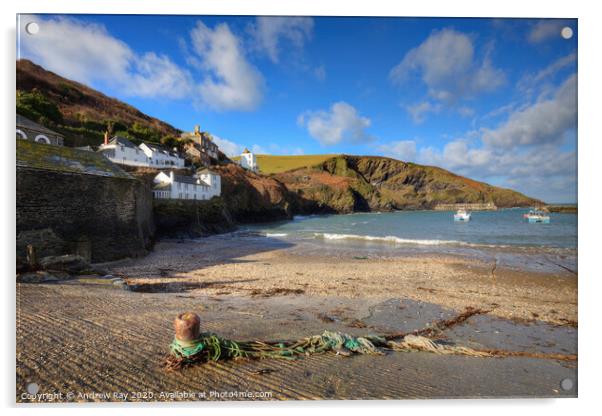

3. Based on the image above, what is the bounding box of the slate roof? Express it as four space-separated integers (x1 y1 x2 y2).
108 136 137 148
141 142 181 158
16 114 64 137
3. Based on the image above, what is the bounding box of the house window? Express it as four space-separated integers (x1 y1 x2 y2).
34 135 51 144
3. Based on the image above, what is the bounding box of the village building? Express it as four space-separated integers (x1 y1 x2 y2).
16 114 64 146
239 148 258 172
152 169 221 200
180 125 219 166
98 135 150 167
139 142 185 168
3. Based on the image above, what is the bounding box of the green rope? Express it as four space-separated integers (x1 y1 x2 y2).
169 331 384 364
170 338 205 358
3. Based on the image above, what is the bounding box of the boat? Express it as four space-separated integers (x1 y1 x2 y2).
453 209 471 222
524 209 550 224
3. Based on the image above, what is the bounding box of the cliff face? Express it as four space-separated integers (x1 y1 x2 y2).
212 163 294 222
275 155 541 213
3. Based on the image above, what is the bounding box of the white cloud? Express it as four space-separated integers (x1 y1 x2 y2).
457 106 475 118
19 15 192 99
378 140 417 162
250 17 314 63
211 135 266 157
211 135 244 157
390 28 505 103
413 138 576 202
517 52 576 97
190 22 264 111
314 65 327 81
528 20 572 44
298 102 372 146
481 74 576 148
405 101 441 124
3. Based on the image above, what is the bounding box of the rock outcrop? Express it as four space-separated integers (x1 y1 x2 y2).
212 163 294 222
275 155 542 213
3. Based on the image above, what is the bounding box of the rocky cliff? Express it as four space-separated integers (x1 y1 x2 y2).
212 163 294 222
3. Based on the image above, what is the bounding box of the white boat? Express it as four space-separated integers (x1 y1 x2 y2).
523 209 550 224
454 209 471 222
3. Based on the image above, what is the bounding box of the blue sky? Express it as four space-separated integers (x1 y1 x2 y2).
18 15 577 202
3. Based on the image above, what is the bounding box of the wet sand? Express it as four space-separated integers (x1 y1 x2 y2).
16 235 578 401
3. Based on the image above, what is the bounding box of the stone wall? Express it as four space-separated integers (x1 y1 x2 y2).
17 166 155 263
153 197 236 238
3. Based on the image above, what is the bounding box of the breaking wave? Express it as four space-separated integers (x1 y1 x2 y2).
313 232 510 249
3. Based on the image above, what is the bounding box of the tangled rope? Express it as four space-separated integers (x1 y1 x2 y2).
164 307 577 371
165 330 576 371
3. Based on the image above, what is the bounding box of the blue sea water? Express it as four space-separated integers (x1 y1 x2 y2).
245 209 577 251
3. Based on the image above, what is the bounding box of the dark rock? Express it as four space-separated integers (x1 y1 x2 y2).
16 228 65 264
153 198 236 239
17 271 61 283
39 254 90 274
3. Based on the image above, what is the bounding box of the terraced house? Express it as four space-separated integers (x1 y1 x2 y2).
152 169 221 200
98 136 149 167
16 114 64 146
139 142 185 168
181 125 219 166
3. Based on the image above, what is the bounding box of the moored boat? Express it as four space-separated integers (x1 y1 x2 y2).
524 209 550 224
454 209 471 222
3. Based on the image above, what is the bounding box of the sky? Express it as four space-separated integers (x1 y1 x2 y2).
17 15 577 203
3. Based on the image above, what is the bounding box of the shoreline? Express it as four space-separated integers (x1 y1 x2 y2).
108 234 577 325
16 234 578 401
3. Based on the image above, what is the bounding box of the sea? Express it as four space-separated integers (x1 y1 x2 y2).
240 209 577 274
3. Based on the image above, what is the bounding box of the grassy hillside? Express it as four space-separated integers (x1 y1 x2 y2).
16 59 181 147
232 154 339 174
275 155 542 212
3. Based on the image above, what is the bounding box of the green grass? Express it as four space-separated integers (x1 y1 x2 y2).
231 154 339 174
16 139 132 179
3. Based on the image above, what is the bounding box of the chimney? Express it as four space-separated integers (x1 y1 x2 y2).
104 131 109 146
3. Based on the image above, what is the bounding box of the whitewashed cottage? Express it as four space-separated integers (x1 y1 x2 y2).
98 136 149 167
152 170 221 200
239 148 258 172
139 142 185 168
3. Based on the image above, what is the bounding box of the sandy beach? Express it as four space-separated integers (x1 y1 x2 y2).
16 234 578 401
114 235 577 325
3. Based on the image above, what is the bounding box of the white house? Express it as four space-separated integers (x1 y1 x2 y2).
98 136 149 167
152 170 221 200
239 148 258 172
139 142 185 168
196 168 221 197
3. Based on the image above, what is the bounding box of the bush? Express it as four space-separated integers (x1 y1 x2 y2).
17 89 63 124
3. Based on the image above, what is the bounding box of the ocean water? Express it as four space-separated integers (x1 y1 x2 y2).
241 209 577 272
245 209 577 249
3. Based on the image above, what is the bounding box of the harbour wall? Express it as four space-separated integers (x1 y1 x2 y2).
16 165 155 263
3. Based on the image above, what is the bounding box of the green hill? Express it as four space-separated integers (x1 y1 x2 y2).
275 155 542 212
232 154 339 174
17 59 181 147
